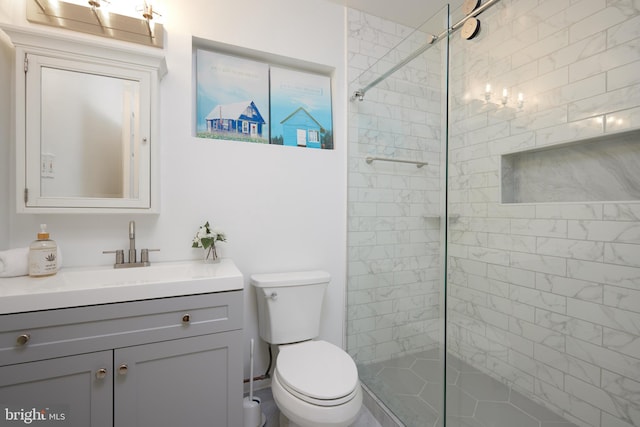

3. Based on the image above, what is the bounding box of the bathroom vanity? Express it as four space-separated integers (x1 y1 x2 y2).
0 259 243 427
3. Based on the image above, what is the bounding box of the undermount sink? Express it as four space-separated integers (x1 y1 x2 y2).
0 259 243 314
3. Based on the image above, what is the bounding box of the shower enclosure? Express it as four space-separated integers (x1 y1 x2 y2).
347 1 640 427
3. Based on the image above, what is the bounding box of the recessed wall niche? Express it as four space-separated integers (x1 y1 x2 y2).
501 129 640 203
193 37 335 150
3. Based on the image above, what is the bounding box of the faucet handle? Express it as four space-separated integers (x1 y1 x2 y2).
103 249 125 265
140 249 160 263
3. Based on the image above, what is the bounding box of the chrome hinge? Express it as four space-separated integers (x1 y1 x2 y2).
24 188 28 203
23 54 28 73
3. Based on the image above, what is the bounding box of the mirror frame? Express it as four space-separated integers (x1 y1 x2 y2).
1 24 166 214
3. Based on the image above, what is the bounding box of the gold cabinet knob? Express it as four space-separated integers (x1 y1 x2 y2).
182 314 191 323
95 368 108 380
16 334 31 346
118 364 128 375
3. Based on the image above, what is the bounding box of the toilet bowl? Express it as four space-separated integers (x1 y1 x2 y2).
271 340 362 427
250 270 363 427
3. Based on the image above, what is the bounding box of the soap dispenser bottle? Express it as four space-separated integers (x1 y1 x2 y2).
28 224 58 277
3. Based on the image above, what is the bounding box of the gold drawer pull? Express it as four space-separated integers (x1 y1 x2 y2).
16 334 31 346
95 368 108 380
182 314 191 323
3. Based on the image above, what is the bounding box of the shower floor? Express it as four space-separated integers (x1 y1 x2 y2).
358 348 579 427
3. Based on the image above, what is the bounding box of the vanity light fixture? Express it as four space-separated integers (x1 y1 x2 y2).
139 0 161 41
87 0 105 30
26 0 164 48
501 88 508 106
517 92 524 109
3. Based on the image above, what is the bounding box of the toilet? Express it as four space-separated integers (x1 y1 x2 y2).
250 270 362 427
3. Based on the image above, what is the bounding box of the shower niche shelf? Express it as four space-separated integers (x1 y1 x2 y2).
501 129 640 204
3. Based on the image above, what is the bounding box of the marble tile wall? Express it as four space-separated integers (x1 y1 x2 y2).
447 1 640 427
346 8 446 364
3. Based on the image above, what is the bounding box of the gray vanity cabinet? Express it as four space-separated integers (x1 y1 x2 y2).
114 332 239 427
0 291 243 427
0 351 113 427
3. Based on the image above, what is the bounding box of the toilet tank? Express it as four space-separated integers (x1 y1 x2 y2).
250 270 330 345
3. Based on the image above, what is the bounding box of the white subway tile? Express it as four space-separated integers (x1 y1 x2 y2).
488 264 536 288
608 12 640 47
565 375 619 416
568 85 640 122
604 204 640 221
567 336 640 382
539 31 607 72
568 220 640 242
537 308 604 347
510 349 565 388
537 237 604 261
468 245 511 266
534 342 602 387
535 116 604 147
608 60 640 91
569 39 640 82
535 378 601 427
602 327 640 360
601 412 636 427
568 259 640 289
567 298 640 335
489 294 536 322
512 285 568 314
570 5 627 43
486 325 534 356
511 219 568 238
510 252 568 276
601 369 640 400
489 232 537 253
536 273 603 301
486 355 535 392
604 243 640 267
536 203 603 220
512 29 570 68
604 285 640 312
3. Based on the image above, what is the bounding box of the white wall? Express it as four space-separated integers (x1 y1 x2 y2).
0 0 347 386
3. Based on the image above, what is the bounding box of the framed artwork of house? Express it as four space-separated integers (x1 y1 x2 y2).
270 67 333 150
196 49 269 143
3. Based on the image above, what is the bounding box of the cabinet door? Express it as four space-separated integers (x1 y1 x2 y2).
114 331 242 427
0 351 112 427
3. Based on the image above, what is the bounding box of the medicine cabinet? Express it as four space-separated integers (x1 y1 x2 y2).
0 24 166 213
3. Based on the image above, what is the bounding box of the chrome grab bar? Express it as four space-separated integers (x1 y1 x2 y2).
365 156 428 168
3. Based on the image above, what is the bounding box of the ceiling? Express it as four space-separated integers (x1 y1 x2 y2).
324 0 464 29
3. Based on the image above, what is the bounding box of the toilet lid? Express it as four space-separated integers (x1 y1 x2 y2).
276 340 358 401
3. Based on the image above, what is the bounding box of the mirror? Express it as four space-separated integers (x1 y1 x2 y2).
27 54 150 207
40 66 142 199
1 24 166 213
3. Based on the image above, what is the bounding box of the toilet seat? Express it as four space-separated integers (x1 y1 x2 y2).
276 340 359 407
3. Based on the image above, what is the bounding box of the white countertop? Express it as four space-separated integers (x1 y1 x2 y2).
0 259 243 315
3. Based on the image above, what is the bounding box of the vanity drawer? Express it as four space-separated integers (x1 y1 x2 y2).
0 291 242 366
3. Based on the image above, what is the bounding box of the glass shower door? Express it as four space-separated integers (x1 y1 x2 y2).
346 5 450 426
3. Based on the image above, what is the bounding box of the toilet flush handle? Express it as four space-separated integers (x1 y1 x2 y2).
265 291 278 301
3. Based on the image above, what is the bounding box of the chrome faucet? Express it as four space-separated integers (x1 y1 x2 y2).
128 220 137 263
103 220 160 268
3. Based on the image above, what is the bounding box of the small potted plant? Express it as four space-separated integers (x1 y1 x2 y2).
192 221 227 262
